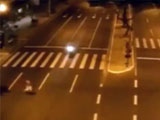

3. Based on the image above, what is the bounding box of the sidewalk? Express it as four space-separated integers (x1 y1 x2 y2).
108 16 134 74
0 3 69 66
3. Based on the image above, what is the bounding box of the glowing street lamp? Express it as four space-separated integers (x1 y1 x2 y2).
0 3 8 13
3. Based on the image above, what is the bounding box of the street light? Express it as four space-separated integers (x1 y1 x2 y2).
0 3 8 13
0 2 8 48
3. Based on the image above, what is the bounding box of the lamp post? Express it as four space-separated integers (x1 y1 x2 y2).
0 2 8 48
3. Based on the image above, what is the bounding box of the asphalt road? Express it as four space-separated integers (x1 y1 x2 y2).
0 2 160 120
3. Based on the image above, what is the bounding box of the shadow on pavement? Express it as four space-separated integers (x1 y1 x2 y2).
0 85 10 96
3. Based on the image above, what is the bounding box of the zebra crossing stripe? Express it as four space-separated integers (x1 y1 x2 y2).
12 52 29 67
142 38 148 48
79 54 88 69
2 52 20 67
150 38 156 49
69 53 80 68
50 52 62 68
30 52 45 68
158 39 160 48
99 54 106 70
89 54 97 69
59 54 69 68
21 52 37 67
135 38 140 48
40 52 54 68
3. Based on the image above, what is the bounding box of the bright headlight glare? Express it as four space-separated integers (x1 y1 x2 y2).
66 45 75 52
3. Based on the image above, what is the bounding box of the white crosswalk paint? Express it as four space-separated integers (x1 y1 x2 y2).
12 52 29 67
135 38 140 48
40 52 54 68
49 52 62 68
99 54 106 70
59 54 69 68
142 38 148 48
79 54 88 69
150 38 156 49
21 52 37 67
158 39 160 48
30 52 45 67
2 52 20 67
89 54 97 69
69 53 80 68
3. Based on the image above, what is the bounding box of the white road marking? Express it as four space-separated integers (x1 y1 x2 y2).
142 38 148 48
89 17 102 48
77 14 82 18
70 17 87 41
2 52 20 67
21 52 37 67
92 14 96 19
69 53 80 68
134 80 138 88
149 38 156 49
150 29 154 36
79 54 88 69
134 95 138 106
135 38 140 48
93 113 98 120
146 18 149 23
40 52 54 68
99 83 103 88
133 114 138 120
157 39 160 48
49 52 62 68
105 14 109 20
24 45 107 51
38 73 50 90
96 94 101 104
30 52 45 67
8 72 23 90
137 57 160 61
59 54 69 68
12 52 29 67
69 74 78 93
46 16 72 45
89 54 97 69
99 54 106 70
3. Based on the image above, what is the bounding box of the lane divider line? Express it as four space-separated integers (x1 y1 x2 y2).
134 95 138 106
99 83 103 88
96 94 101 104
133 114 138 120
46 16 73 45
69 74 79 93
89 17 102 48
93 113 98 120
134 80 138 88
8 72 23 90
38 73 50 90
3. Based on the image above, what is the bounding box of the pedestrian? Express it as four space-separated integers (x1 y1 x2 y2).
24 80 33 92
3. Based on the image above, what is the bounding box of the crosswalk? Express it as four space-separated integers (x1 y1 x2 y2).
135 38 160 49
2 51 107 70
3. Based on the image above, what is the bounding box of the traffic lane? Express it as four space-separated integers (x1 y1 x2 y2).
69 16 99 47
31 70 98 120
26 14 67 46
91 14 115 48
137 60 160 120
48 15 85 46
137 49 160 58
1 69 77 120
133 13 153 39
99 71 135 120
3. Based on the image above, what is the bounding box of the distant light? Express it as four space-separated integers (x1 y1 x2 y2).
0 3 8 12
18 8 23 13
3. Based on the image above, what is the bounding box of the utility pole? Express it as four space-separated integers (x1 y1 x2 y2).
48 0 51 16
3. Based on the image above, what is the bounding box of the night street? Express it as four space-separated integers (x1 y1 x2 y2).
0 1 160 120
